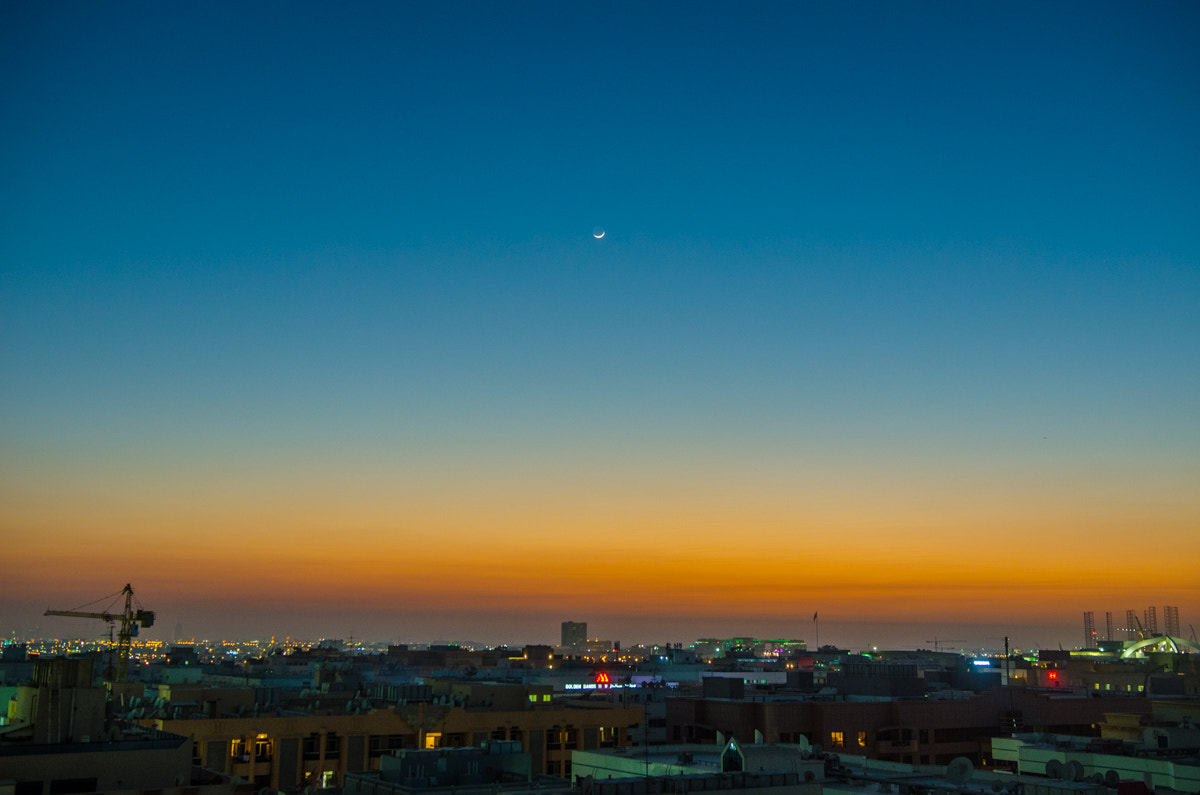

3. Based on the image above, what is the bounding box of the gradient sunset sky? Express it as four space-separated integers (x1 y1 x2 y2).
2 2 1198 649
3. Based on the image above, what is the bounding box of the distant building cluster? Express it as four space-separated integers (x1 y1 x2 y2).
1082 605 1185 649
2 613 1199 795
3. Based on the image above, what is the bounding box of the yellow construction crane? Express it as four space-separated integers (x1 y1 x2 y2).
44 583 155 682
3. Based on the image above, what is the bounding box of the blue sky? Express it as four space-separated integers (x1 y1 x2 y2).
2 2 1198 645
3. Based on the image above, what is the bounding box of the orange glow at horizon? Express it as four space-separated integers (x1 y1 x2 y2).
5 447 1198 638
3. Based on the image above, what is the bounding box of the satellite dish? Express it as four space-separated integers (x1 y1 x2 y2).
946 757 974 785
1045 760 1064 779
1105 771 1120 788
796 735 812 751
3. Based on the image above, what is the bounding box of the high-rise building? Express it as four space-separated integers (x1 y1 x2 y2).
1144 606 1159 635
1105 611 1113 641
1164 606 1181 637
1083 611 1096 648
561 621 587 647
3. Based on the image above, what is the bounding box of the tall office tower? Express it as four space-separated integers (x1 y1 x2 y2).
1144 607 1158 635
1083 611 1096 648
561 621 587 647
1105 611 1114 641
1126 610 1138 637
1164 606 1180 637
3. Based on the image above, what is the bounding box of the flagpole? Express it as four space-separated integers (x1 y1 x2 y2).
813 611 819 651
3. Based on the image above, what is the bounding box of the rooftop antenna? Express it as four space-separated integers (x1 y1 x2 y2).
1005 636 1013 711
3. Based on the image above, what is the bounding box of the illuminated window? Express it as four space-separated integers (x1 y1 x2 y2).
831 731 844 748
858 732 867 747
542 694 552 702
1137 685 1144 692
425 732 442 749
529 695 537 703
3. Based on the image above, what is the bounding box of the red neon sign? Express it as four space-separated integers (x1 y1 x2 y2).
595 672 611 686
1047 670 1059 681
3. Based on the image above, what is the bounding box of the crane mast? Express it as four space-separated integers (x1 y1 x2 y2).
44 583 155 682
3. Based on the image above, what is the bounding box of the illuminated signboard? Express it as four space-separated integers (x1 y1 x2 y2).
564 678 678 691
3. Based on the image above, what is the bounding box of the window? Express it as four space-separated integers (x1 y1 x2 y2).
858 731 867 747
547 729 562 750
325 732 341 760
231 739 249 761
831 731 844 748
303 733 321 761
425 732 442 749
255 736 272 761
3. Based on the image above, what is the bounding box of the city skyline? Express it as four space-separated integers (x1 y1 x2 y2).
3 3 1198 647
19 601 1195 653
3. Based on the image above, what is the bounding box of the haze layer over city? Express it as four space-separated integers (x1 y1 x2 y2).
2 3 1197 649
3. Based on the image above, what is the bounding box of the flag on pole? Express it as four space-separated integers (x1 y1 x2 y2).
813 612 818 621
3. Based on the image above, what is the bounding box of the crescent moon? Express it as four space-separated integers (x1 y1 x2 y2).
593 226 605 239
